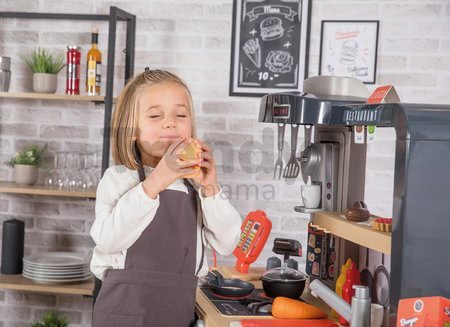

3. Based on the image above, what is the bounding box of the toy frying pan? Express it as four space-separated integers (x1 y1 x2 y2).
374 253 390 308
207 270 255 298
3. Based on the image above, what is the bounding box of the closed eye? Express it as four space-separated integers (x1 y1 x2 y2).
177 115 187 117
148 115 160 118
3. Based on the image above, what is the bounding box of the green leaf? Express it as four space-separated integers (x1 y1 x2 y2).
5 144 47 167
20 48 65 74
32 311 69 327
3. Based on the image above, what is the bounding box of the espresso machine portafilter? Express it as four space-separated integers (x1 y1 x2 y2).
299 141 340 211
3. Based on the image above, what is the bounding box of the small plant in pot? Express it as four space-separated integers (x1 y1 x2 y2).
5 144 47 185
21 48 65 93
31 311 69 327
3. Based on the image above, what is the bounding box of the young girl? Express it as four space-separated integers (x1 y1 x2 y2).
90 69 242 327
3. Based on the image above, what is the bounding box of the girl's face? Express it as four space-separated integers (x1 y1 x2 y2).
136 81 193 167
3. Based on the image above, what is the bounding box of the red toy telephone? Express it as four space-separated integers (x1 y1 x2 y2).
233 210 272 273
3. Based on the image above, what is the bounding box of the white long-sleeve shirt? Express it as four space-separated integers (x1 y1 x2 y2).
90 165 242 280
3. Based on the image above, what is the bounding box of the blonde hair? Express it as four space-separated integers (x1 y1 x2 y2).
111 69 197 170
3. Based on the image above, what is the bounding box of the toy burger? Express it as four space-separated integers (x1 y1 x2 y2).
260 17 284 41
180 140 202 178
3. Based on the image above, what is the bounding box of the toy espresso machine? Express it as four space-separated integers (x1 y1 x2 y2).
262 76 370 284
258 76 450 323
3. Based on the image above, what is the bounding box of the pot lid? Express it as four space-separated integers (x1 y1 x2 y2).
262 266 307 282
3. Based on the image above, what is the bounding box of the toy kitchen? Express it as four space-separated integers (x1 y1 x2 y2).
194 76 450 327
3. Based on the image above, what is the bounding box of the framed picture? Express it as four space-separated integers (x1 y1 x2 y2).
319 20 379 84
229 0 312 97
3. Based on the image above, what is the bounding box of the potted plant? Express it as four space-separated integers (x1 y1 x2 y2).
31 311 69 327
21 48 65 93
5 144 47 185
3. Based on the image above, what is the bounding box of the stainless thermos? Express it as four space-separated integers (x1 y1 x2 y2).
351 285 371 327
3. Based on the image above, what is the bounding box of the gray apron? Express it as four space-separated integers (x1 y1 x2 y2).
93 169 199 327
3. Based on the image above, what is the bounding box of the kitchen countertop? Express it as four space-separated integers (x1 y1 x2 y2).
195 276 341 327
195 280 272 327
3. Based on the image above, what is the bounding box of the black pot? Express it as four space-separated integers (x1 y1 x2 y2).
260 267 307 299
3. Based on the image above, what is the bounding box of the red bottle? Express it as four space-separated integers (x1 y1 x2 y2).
66 45 81 95
339 262 361 326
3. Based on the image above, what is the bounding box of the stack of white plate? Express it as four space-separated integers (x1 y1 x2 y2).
22 252 92 284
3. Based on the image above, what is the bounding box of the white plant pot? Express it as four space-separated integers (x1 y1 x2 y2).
32 73 57 93
14 165 38 185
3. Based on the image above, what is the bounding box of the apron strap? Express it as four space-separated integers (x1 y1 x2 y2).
182 180 205 276
137 166 145 182
195 223 205 276
182 178 196 191
134 143 146 182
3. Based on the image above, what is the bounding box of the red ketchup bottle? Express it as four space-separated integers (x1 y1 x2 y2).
340 262 361 326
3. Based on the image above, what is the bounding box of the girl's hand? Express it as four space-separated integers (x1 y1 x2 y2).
191 140 220 197
142 137 200 199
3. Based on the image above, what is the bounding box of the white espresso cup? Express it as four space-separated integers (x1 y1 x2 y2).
371 303 384 327
301 184 321 209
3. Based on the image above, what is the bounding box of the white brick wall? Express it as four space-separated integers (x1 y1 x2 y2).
0 0 449 325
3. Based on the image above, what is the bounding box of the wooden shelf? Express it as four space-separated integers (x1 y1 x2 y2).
0 91 116 103
0 274 94 296
311 211 391 254
0 182 96 198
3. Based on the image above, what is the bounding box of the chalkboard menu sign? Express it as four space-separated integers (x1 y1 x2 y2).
229 0 312 97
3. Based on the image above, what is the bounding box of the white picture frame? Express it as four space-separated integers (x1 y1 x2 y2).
319 20 379 84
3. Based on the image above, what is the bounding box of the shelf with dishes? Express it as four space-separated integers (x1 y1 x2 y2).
0 91 116 103
0 252 94 296
0 274 94 296
0 182 96 198
309 211 391 254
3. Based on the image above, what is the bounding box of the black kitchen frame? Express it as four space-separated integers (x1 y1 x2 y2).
229 0 312 97
0 6 136 175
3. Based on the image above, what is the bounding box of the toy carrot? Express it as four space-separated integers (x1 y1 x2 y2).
272 297 327 319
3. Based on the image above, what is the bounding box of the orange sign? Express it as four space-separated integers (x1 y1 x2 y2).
396 296 450 327
367 85 400 104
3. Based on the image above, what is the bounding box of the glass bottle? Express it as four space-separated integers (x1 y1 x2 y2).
86 28 102 95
